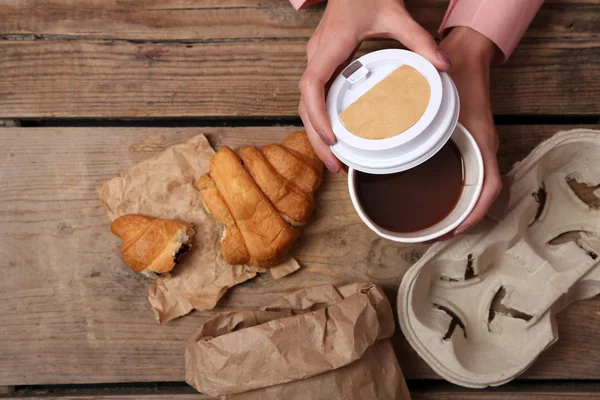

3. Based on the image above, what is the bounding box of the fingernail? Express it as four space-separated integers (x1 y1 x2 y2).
454 225 471 236
318 131 334 146
324 161 339 174
437 50 452 67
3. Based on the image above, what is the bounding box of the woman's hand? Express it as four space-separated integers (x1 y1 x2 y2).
298 0 452 173
439 27 502 236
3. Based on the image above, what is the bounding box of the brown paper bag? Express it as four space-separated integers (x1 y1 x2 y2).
185 283 411 400
98 134 300 323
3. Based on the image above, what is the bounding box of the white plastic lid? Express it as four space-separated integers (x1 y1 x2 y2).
326 49 459 174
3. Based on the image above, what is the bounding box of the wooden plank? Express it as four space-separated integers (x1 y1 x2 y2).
8 392 600 400
0 0 322 41
0 39 597 118
0 0 597 119
1 126 599 385
10 395 213 400
0 0 596 41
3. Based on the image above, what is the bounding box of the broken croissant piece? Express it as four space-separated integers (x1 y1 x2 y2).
111 214 194 277
196 131 323 267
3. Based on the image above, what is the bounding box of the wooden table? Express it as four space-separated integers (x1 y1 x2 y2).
1 1 599 398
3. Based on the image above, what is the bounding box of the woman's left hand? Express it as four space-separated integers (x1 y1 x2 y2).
439 27 503 237
298 0 453 174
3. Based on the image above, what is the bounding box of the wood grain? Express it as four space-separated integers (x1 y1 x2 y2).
0 0 596 40
10 396 213 400
0 1 598 118
8 391 600 400
0 39 598 118
1 126 599 386
0 0 322 40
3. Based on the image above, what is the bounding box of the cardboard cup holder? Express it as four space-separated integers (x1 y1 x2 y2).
397 129 600 388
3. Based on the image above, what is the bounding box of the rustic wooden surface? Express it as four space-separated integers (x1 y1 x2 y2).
4 0 596 40
1 0 599 398
0 0 598 117
1 126 599 387
7 393 600 400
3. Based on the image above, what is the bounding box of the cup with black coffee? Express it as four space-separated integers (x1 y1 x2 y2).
326 49 484 243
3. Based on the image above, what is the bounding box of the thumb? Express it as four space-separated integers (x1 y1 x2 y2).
386 11 452 71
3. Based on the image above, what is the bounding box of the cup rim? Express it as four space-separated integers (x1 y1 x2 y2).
347 123 484 243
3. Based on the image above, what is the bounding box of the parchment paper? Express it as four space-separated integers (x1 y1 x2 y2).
98 134 300 323
185 283 411 399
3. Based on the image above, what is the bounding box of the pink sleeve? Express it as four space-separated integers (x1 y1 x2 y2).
289 0 323 10
440 0 544 63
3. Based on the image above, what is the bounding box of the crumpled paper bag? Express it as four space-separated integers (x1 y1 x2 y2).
98 134 300 323
185 283 411 400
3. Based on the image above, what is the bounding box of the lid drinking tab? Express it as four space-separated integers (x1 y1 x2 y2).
343 61 370 86
342 60 364 78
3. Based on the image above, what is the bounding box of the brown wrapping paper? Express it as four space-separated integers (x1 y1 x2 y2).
185 283 411 400
98 134 300 323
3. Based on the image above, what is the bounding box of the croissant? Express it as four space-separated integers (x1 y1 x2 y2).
111 214 195 277
195 131 323 267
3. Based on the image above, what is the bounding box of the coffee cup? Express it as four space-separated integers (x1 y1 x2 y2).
326 49 484 243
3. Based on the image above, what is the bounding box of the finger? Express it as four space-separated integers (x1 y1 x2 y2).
454 160 502 235
307 29 359 95
299 35 359 147
386 11 451 71
325 45 360 94
299 100 342 174
308 40 358 94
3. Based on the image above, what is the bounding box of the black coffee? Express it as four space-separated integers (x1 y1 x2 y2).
356 141 464 233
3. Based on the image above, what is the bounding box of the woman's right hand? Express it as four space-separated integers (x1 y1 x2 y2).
439 27 502 237
298 0 452 173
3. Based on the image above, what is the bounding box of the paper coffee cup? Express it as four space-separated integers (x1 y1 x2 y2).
326 49 484 242
348 123 483 243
